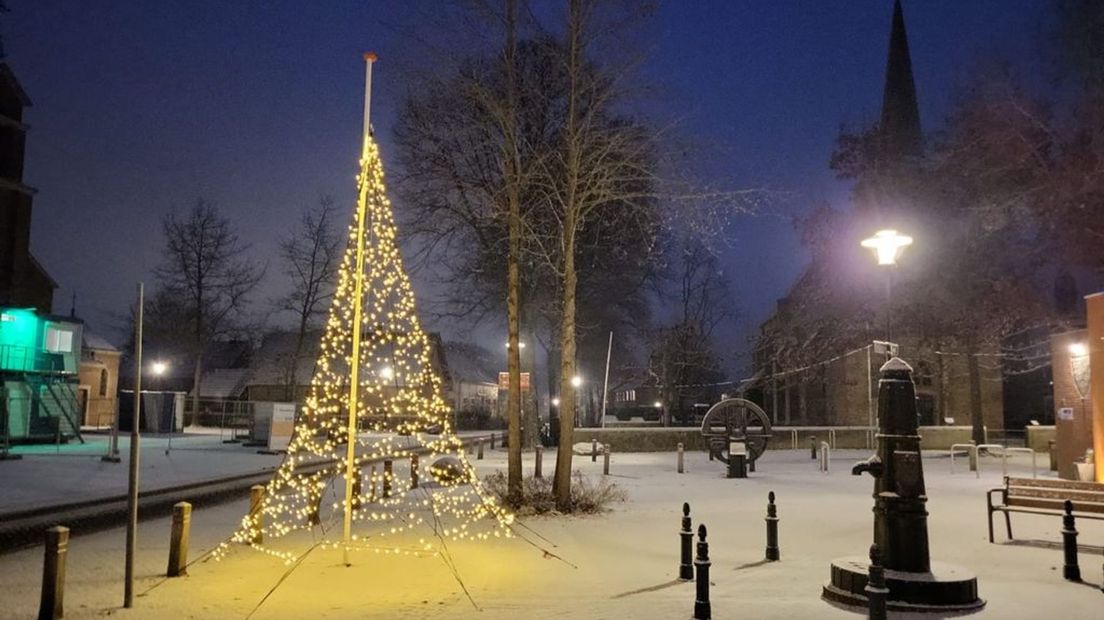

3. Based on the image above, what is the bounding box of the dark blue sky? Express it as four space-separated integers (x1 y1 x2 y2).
7 1 1045 372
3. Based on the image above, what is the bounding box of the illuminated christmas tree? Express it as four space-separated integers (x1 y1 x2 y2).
218 54 512 565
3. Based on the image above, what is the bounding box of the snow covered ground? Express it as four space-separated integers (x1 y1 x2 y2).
0 447 1101 619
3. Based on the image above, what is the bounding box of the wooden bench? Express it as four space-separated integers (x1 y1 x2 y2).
987 476 1104 543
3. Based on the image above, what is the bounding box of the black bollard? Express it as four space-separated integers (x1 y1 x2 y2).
679 503 694 580
411 454 420 489
592 438 598 462
38 526 69 620
490 433 496 449
603 444 611 475
534 446 543 479
810 435 817 460
1062 499 1081 581
693 524 711 620
866 544 888 620
383 459 394 499
677 442 685 474
477 441 484 460
765 491 779 561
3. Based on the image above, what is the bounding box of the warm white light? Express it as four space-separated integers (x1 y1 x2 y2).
653 401 662 408
152 361 168 376
861 229 913 266
570 375 583 388
504 341 526 349
379 365 394 380
551 397 561 407
1069 342 1088 358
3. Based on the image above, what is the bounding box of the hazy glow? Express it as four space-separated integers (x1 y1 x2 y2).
551 397 560 407
151 360 168 376
861 229 913 266
570 375 583 388
1069 342 1088 358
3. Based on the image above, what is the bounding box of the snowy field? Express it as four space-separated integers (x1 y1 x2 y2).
0 447 1101 619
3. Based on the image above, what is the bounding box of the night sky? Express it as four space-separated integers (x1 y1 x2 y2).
7 1 1044 374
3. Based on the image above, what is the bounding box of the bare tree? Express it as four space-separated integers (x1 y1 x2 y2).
549 0 663 509
154 199 264 419
649 237 733 425
275 196 341 401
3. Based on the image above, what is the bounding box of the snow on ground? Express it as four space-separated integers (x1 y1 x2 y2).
0 447 1101 619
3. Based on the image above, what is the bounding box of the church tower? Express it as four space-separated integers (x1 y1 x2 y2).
877 0 922 166
0 62 55 313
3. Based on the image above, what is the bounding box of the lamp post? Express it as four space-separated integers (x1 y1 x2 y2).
861 229 912 345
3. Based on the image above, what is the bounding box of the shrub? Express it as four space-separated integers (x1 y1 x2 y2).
455 406 507 430
482 470 627 516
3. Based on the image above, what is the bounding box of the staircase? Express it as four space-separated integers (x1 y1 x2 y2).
24 374 84 444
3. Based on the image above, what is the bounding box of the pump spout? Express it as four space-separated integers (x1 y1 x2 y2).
852 455 883 477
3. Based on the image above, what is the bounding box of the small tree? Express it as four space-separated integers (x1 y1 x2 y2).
275 196 341 401
154 199 264 419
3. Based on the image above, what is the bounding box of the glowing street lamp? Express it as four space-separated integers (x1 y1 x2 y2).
379 365 394 380
570 375 583 388
1069 342 1088 358
861 228 912 345
151 360 168 376
861 229 913 266
551 397 561 407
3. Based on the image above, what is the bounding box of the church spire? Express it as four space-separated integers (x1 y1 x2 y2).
878 0 921 162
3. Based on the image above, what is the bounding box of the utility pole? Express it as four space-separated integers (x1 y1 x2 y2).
600 331 612 428
124 282 143 608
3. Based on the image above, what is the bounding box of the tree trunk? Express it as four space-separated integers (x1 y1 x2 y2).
191 348 203 428
521 323 538 449
552 235 577 509
504 0 523 504
553 0 583 511
967 340 985 445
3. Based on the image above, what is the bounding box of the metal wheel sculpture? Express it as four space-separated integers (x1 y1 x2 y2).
700 398 772 464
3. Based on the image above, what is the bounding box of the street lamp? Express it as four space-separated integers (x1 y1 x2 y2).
551 397 560 407
861 229 913 266
570 375 583 388
152 360 168 377
861 228 912 344
1069 342 1088 358
505 341 526 349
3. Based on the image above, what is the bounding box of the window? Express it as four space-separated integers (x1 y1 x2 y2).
99 369 108 397
45 327 73 353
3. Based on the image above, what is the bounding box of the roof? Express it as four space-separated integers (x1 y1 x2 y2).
439 341 500 384
193 368 250 399
244 330 322 387
82 329 119 352
0 64 31 107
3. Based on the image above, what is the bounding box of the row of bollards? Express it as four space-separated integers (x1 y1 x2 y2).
681 492 782 619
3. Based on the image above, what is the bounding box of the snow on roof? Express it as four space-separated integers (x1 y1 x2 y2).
193 368 250 399
440 341 500 384
82 330 119 352
245 330 322 387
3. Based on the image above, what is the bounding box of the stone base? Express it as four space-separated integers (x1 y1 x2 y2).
823 556 985 613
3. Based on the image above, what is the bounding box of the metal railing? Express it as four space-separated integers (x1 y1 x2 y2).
950 443 1039 479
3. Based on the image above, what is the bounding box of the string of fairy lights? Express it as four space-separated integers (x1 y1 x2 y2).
213 115 513 565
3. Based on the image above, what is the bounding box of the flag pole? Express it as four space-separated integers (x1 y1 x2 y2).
343 52 376 567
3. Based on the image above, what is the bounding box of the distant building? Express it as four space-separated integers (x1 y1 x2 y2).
77 329 120 428
437 340 501 417
0 62 55 313
0 308 83 443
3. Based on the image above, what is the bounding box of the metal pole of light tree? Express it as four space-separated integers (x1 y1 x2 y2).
342 51 377 567
124 282 144 608
600 331 612 428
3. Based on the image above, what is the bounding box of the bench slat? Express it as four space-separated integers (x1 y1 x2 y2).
1005 496 1104 513
1008 487 1104 502
1006 477 1104 491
